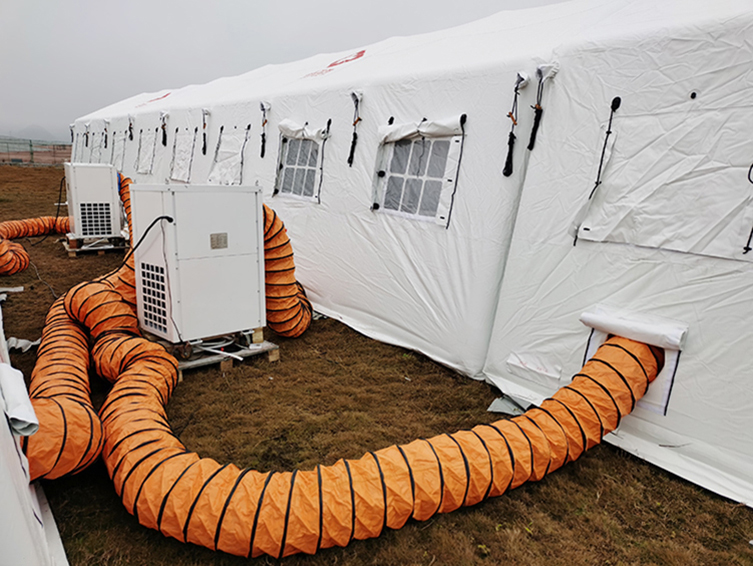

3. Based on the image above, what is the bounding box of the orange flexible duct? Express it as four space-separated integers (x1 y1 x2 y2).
21 175 664 559
0 216 70 275
262 205 312 337
86 320 661 559
23 176 311 480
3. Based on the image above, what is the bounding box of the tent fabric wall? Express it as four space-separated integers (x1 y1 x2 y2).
482 6 753 505
69 0 753 506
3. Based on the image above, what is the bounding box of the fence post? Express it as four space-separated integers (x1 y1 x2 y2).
29 140 34 164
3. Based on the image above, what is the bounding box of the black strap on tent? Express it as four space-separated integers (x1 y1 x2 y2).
103 125 108 149
527 72 550 150
347 92 362 167
160 114 168 146
202 109 210 155
260 103 269 158
84 127 89 147
128 118 134 141
743 163 753 253
503 79 524 177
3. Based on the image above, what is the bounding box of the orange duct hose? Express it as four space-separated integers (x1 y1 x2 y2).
86 320 661 559
0 216 70 275
21 297 103 480
23 175 311 480
20 174 665 559
262 205 312 337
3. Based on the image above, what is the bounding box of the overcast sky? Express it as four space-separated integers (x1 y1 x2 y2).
1 0 565 141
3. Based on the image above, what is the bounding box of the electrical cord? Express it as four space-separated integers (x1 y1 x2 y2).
117 215 174 271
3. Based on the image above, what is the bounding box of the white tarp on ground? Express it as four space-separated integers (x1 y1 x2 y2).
71 0 753 506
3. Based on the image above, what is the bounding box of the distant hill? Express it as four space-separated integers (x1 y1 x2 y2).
0 124 70 144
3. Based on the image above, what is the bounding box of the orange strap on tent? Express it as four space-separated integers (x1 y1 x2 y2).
0 216 70 275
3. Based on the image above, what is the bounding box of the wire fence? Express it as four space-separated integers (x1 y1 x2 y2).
0 137 71 166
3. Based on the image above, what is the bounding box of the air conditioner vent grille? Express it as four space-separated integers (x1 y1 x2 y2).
80 202 112 236
140 262 168 335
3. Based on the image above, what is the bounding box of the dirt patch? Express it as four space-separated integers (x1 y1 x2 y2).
2 164 752 566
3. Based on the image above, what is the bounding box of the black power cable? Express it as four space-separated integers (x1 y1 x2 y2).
118 215 174 271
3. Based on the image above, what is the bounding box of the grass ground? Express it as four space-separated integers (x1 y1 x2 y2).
2 164 752 565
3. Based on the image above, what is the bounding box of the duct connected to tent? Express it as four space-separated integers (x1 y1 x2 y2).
11 174 663 558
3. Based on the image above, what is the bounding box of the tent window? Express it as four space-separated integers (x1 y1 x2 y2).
377 136 457 222
576 108 753 262
136 128 158 175
277 137 320 199
207 125 251 186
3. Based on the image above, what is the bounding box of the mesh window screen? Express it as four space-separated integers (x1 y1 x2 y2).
383 138 451 218
278 138 320 198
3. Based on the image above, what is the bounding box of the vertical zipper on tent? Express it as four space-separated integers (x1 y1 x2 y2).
260 102 270 158
347 92 362 167
743 163 753 253
444 114 467 230
588 97 621 200
502 72 528 177
239 124 252 185
574 96 621 247
316 119 332 205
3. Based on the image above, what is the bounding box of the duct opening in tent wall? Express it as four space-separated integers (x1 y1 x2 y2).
170 127 199 183
574 108 753 262
274 119 330 202
579 306 687 417
207 125 251 186
372 115 465 227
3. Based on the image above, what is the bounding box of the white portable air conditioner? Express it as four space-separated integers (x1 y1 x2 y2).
130 185 266 343
64 162 124 240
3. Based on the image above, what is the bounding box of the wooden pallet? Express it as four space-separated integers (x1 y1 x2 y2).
177 340 279 382
63 237 128 258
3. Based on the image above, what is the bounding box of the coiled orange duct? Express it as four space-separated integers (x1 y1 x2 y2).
263 205 312 337
0 216 70 275
87 315 660 559
24 175 312 480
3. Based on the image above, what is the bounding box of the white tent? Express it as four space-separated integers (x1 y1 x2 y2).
71 0 753 506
